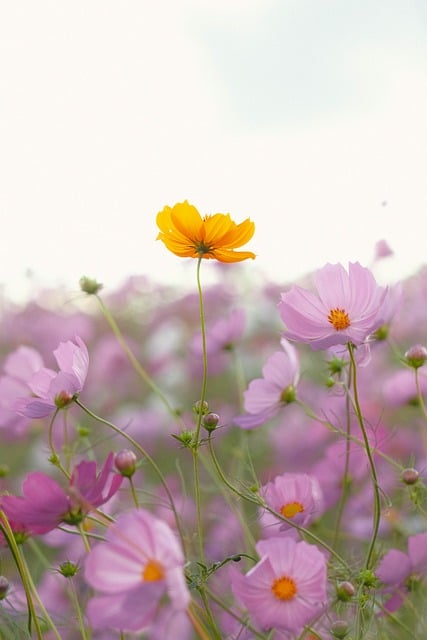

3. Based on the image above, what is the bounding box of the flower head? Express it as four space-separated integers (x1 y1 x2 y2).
84 508 190 633
15 336 89 418
156 200 255 262
234 338 299 429
279 262 389 351
231 537 327 633
1 453 122 534
259 472 324 536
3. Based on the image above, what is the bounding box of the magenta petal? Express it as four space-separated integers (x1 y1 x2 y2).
376 549 411 586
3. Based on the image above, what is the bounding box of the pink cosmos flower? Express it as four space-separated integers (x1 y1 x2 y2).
278 262 389 351
259 473 324 536
84 508 190 633
1 453 122 535
15 336 89 418
0 345 44 437
376 532 427 612
231 536 327 633
234 338 299 429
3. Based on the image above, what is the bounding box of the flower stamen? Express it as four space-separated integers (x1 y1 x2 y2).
280 501 304 518
272 575 297 600
142 559 164 582
327 308 351 331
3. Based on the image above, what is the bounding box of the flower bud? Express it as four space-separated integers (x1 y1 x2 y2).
79 276 103 295
0 576 9 599
193 400 209 415
203 412 220 432
58 561 79 578
336 580 356 601
331 620 349 638
115 449 138 477
401 467 419 485
405 344 427 368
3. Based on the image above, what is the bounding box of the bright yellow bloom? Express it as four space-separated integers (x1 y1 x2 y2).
156 200 256 263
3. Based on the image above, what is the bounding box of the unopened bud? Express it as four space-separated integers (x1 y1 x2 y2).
336 581 356 601
115 449 138 477
331 620 349 639
203 412 220 432
401 468 419 485
79 276 103 295
193 400 209 415
405 344 427 369
0 576 9 599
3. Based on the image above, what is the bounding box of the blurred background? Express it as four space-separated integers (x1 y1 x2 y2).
1 0 426 302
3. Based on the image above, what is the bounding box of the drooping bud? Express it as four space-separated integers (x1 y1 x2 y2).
115 449 138 477
405 344 427 369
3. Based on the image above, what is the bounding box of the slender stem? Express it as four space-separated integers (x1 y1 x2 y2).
207 433 350 571
128 476 140 507
74 398 185 551
48 409 71 479
347 343 381 571
332 368 353 549
193 257 208 562
0 513 44 640
19 546 62 640
187 604 213 640
95 294 181 422
68 577 89 640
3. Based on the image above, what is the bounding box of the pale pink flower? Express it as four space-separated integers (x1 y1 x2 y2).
84 508 190 633
15 336 89 418
376 532 427 612
259 473 324 536
234 338 299 429
231 537 328 633
279 262 390 351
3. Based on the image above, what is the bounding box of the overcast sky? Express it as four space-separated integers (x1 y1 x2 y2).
1 0 426 302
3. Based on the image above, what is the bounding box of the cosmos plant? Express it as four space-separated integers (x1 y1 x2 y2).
0 201 425 640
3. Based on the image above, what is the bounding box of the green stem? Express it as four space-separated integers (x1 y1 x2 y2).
0 513 44 640
193 257 209 562
332 368 353 549
74 398 185 551
347 343 381 571
207 433 350 571
68 577 90 640
95 293 182 422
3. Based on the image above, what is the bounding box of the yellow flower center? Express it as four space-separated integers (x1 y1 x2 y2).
280 501 304 518
142 559 164 582
327 308 351 331
272 575 297 600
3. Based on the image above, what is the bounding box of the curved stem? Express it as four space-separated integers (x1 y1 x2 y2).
207 433 350 571
74 398 185 551
347 343 381 571
95 293 182 423
0 513 44 640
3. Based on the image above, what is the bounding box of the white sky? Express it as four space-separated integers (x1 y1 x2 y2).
1 0 426 302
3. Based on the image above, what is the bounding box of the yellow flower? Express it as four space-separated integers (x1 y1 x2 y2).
156 200 256 263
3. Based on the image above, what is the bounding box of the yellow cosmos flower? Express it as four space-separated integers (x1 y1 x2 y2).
156 200 256 263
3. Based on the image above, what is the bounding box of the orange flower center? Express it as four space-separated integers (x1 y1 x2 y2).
327 308 351 331
272 575 297 600
142 559 164 582
280 501 304 518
